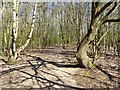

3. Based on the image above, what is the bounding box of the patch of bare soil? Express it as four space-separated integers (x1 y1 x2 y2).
0 45 119 89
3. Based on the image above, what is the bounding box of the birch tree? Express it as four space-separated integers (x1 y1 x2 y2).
118 5 120 57
0 0 37 64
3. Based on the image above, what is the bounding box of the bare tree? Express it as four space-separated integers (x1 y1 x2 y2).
76 2 120 68
0 0 37 64
118 5 120 57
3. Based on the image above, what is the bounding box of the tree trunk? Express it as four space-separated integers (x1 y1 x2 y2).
76 16 101 68
7 1 37 64
118 4 120 57
7 0 17 64
76 2 101 68
76 2 120 68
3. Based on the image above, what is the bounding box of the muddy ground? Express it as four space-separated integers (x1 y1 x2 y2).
0 45 119 89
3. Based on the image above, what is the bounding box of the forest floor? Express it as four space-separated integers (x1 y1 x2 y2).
0 45 120 89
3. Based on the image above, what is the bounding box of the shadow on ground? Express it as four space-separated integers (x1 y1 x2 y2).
0 55 83 89
0 47 119 89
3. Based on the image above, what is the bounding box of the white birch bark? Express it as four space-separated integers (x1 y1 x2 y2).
11 0 17 55
16 1 37 54
15 0 19 40
2 0 7 53
1 1 37 64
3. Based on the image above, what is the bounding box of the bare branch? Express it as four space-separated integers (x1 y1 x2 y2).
104 2 117 18
94 2 113 18
96 25 113 46
103 17 120 24
95 2 100 8
102 3 120 24
0 56 8 63
91 2 100 22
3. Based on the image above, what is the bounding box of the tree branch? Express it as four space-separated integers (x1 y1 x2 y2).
103 17 120 23
102 2 120 24
96 25 113 46
94 2 113 18
16 1 37 54
95 2 100 8
0 56 8 63
104 2 117 18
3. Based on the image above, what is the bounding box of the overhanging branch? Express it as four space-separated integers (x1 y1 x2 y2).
104 2 117 18
102 3 120 24
103 17 120 24
94 2 113 18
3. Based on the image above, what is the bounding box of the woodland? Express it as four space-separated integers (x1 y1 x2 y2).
0 0 120 89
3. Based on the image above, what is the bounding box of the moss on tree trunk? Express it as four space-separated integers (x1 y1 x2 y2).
76 16 101 68
7 56 17 65
76 43 93 68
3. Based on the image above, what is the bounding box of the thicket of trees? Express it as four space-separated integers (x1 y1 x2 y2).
0 1 120 68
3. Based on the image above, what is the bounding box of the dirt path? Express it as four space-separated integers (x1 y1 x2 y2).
0 46 83 89
0 45 119 89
